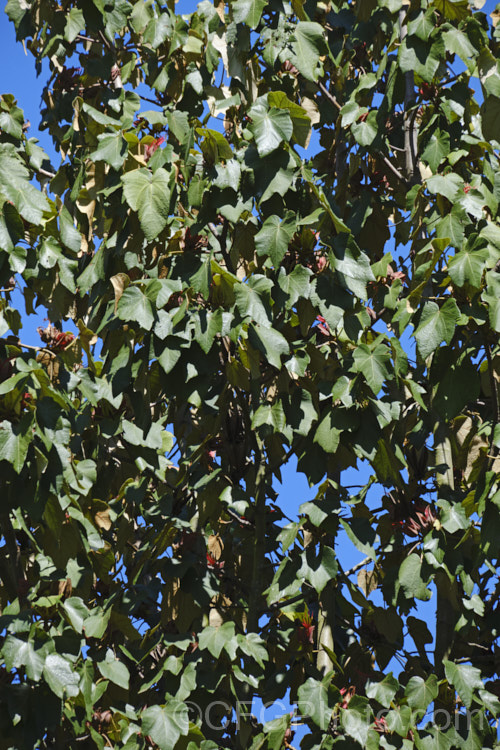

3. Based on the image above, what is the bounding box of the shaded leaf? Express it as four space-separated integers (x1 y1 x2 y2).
122 168 173 241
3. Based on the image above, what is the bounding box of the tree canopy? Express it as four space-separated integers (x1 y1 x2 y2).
1 0 500 747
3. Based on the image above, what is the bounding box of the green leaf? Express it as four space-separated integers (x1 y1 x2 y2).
408 11 435 40
0 201 24 253
167 111 190 145
60 206 81 253
426 173 463 201
144 14 172 48
330 240 374 299
421 130 450 172
339 517 376 560
248 102 293 157
252 402 286 433
436 210 465 246
0 102 24 139
444 661 483 709
62 596 89 633
263 714 291 750
255 214 295 266
385 705 412 737
198 622 236 658
43 654 80 699
0 415 32 473
447 247 488 289
437 500 469 533
482 96 500 143
298 545 338 594
433 358 479 420
278 265 312 307
340 697 372 746
141 703 189 750
158 343 182 374
214 160 241 192
84 609 111 639
0 144 49 224
64 7 85 42
430 0 470 21
413 299 460 359
267 91 312 147
366 674 399 708
98 653 130 690
288 22 326 82
399 36 443 83
398 553 431 601
297 678 332 731
91 132 128 171
352 343 391 394
5 0 30 29
2 636 44 681
122 419 163 450
351 111 378 147
194 309 223 353
122 168 173 241
117 286 155 330
248 324 289 369
443 29 476 68
196 128 233 162
314 412 341 453
232 0 267 28
483 270 500 331
236 633 268 667
234 276 272 326
405 675 439 712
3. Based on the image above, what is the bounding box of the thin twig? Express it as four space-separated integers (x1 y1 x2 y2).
75 34 99 44
98 29 113 52
317 80 342 111
2 339 56 357
138 93 164 108
38 167 56 179
381 154 407 184
343 556 373 578
267 590 309 613
226 507 254 528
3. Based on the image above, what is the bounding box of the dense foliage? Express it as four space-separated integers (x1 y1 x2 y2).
1 0 500 746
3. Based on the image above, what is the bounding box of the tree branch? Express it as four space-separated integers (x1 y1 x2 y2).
138 93 164 108
485 342 500 461
37 167 56 179
381 154 407 184
75 34 100 45
343 556 373 578
317 80 342 111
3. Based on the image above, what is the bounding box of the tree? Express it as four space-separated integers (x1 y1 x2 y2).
0 0 499 746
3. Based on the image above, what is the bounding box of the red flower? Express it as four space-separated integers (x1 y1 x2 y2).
315 315 330 336
144 136 165 162
374 715 388 733
206 553 225 572
298 619 315 645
